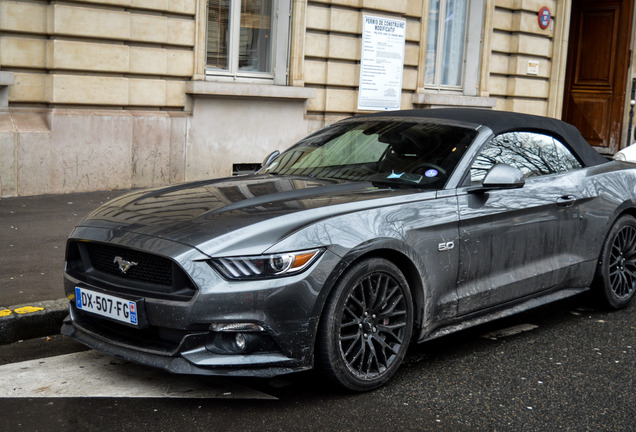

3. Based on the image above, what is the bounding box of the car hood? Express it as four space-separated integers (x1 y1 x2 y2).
77 175 426 255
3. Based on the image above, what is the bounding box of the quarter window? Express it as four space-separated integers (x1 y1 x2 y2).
471 132 583 183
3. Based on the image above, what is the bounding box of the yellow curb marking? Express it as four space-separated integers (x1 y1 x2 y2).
13 306 44 314
0 309 12 317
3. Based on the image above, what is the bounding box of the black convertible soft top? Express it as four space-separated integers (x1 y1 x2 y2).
358 108 608 167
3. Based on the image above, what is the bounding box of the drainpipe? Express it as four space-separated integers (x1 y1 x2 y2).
628 78 636 149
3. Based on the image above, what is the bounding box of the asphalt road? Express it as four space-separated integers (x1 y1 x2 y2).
1 190 129 307
0 294 633 431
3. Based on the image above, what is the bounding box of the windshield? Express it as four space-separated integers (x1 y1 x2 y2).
260 119 477 188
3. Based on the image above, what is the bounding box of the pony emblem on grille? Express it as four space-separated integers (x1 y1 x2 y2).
113 256 138 274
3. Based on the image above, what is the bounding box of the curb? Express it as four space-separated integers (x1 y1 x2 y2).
0 299 69 344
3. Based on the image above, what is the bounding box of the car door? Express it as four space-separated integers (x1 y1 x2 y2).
455 131 585 314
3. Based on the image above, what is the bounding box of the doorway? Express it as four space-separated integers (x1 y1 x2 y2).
562 0 634 154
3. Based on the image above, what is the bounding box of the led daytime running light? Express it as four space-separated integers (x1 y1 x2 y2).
210 249 322 280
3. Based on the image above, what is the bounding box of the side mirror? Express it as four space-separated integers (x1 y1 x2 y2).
468 163 525 193
262 150 280 168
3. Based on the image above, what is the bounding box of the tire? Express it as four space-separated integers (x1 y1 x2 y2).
594 215 636 309
316 258 413 391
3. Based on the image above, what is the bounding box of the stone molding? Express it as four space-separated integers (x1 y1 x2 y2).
412 93 497 109
185 81 316 101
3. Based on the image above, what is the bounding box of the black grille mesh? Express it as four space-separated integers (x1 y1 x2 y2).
86 243 173 286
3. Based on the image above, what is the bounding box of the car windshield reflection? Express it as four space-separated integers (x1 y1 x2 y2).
260 120 477 188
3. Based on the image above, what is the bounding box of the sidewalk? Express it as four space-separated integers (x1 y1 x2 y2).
0 190 130 343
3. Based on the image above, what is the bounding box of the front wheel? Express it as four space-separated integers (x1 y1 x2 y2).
316 258 413 391
594 215 636 309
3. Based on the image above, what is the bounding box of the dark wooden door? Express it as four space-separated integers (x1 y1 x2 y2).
562 0 634 154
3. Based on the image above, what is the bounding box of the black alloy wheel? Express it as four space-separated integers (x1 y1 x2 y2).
316 258 413 391
595 215 636 309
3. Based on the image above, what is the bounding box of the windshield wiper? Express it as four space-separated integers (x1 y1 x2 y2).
369 179 431 189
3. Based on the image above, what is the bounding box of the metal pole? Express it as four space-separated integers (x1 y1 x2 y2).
628 79 636 149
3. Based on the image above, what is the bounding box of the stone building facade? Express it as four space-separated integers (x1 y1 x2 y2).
1 0 634 196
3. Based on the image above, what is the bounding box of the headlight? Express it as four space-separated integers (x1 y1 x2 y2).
209 249 323 280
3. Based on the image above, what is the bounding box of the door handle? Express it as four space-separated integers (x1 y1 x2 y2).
556 195 577 207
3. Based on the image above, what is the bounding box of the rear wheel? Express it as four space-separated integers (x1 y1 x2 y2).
594 215 636 309
316 258 413 391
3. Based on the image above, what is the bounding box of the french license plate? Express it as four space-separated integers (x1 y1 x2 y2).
75 287 138 326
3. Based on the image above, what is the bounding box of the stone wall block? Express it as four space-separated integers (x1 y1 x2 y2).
405 18 421 42
324 88 356 112
330 9 361 34
305 33 329 58
306 87 327 112
512 11 553 34
47 75 129 105
510 56 551 78
306 4 330 31
328 35 360 61
326 62 358 87
515 34 551 57
507 77 549 98
518 0 557 14
165 81 187 107
488 75 509 97
490 52 511 75
404 44 419 67
130 47 168 75
507 97 549 115
313 0 361 7
129 79 167 106
74 0 132 7
46 40 129 73
0 37 47 69
167 0 197 15
131 0 169 10
130 14 168 44
0 2 47 34
491 32 512 53
131 114 171 187
70 0 196 14
167 17 196 46
406 0 423 17
403 68 418 91
304 60 328 85
493 9 513 32
8 73 47 103
48 5 131 40
168 114 187 183
167 50 195 77
362 0 407 14
400 91 413 110
0 113 18 197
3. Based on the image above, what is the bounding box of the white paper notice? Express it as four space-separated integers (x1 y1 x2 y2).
358 15 406 111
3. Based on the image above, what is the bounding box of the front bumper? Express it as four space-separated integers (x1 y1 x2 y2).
61 314 315 378
61 227 341 377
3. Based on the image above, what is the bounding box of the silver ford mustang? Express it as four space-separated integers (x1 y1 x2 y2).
62 108 636 391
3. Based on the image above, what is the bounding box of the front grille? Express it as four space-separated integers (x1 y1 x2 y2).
87 243 173 286
66 241 197 301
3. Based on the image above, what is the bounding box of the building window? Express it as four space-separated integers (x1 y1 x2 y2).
206 0 290 83
424 0 484 94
